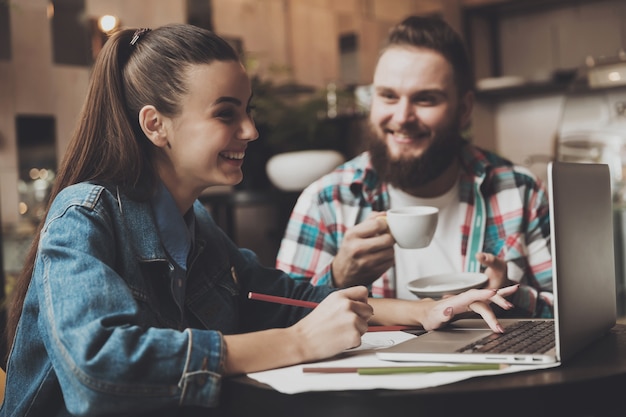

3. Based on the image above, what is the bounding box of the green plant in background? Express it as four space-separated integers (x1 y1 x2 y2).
238 58 355 190
253 78 341 153
250 75 351 154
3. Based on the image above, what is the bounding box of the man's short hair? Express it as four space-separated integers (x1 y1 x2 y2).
384 16 475 95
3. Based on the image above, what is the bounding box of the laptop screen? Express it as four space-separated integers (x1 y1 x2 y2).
548 161 616 362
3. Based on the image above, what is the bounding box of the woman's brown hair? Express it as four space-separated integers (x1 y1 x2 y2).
4 24 239 359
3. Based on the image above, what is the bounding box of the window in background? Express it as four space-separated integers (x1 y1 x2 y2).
186 0 213 31
51 0 92 66
1 116 58 341
0 0 10 61
16 115 57 225
339 33 359 86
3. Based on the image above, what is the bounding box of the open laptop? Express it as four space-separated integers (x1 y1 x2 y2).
376 161 617 365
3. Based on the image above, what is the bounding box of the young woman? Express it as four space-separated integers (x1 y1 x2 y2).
1 24 517 416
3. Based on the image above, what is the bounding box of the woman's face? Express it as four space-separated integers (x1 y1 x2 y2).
157 61 258 200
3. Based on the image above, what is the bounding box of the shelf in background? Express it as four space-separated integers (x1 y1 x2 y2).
475 79 574 100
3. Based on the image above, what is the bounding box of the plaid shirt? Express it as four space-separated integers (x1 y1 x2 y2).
276 143 554 318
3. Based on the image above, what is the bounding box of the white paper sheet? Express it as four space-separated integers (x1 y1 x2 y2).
246 331 560 394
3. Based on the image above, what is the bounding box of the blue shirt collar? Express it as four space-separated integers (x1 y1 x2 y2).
151 182 194 270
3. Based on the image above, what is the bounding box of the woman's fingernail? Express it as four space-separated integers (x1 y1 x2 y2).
444 307 453 316
496 324 505 333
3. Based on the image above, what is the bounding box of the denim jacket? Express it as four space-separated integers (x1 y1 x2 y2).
1 182 333 416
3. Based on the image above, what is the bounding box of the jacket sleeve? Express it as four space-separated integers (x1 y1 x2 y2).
36 194 227 412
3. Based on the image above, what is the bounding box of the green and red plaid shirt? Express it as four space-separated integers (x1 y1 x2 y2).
276 143 553 318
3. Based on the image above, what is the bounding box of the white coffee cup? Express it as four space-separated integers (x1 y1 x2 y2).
385 206 439 249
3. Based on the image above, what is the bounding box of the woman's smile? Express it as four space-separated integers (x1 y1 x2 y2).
219 150 246 165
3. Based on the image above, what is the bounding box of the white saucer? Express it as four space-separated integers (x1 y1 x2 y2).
407 272 488 298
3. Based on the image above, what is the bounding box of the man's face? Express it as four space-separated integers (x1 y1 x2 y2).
368 46 472 189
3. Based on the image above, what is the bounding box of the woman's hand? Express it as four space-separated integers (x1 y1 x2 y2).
290 286 373 361
223 286 373 375
368 284 519 335
420 285 519 332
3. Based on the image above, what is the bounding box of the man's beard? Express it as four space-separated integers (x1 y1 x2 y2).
368 120 464 190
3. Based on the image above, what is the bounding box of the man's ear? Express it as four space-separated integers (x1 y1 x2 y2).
138 105 169 148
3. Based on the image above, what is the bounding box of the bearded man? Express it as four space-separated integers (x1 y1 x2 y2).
275 16 553 318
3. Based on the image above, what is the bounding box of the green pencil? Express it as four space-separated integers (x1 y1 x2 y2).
302 363 506 375
358 364 505 375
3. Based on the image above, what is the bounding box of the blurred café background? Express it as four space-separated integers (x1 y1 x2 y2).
2 0 626 331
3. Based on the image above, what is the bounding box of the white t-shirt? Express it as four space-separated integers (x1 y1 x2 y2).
388 182 463 300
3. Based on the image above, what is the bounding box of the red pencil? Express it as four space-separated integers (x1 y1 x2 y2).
247 292 319 309
366 325 422 332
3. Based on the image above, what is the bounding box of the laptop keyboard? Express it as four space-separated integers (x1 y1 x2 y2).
456 320 555 354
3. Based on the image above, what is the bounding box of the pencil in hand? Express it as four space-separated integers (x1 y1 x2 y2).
247 292 319 309
247 293 423 333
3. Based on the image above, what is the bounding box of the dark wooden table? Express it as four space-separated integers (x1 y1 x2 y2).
218 324 626 417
